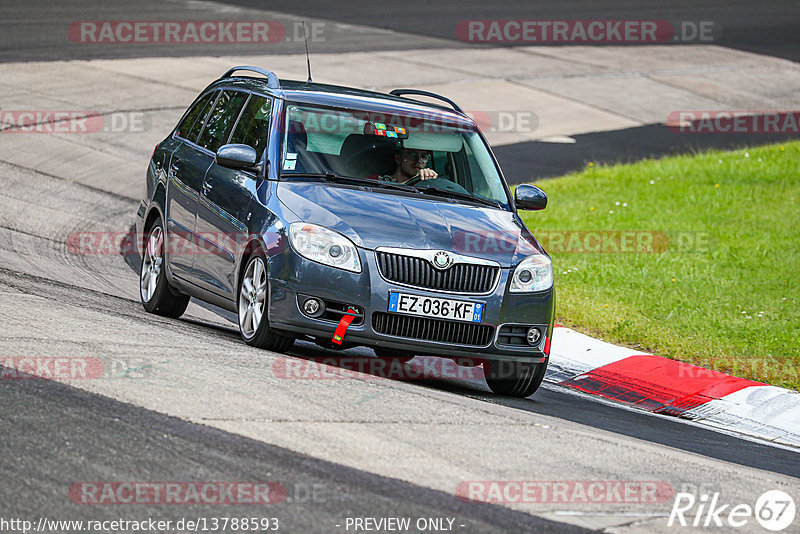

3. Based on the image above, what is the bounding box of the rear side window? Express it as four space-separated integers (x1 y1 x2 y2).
176 91 216 141
229 95 273 156
197 90 248 153
188 91 220 143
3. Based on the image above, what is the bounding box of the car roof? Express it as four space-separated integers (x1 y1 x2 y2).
205 74 476 129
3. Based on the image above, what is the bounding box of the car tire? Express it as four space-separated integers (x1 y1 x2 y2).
238 249 294 352
140 218 190 318
372 347 415 364
484 359 547 398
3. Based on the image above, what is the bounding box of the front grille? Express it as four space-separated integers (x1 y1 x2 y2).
373 312 494 347
376 251 499 293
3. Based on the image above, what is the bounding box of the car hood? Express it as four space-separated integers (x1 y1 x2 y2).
277 181 543 267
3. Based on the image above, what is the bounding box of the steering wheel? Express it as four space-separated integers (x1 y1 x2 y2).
406 176 470 194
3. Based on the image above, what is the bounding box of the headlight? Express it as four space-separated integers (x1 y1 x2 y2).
509 255 553 292
288 223 361 273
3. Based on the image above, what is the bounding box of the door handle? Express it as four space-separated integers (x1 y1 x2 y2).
202 180 213 194
168 164 179 178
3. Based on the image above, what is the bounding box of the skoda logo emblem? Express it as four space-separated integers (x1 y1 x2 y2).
432 251 452 270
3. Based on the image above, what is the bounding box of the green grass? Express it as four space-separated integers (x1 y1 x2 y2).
520 142 800 390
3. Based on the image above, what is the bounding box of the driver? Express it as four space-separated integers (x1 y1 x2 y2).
381 147 438 184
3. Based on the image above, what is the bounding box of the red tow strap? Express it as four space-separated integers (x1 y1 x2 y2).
331 308 358 345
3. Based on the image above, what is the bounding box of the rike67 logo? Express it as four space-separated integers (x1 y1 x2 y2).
668 490 795 531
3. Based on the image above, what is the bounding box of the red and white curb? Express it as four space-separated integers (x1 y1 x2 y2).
547 326 800 447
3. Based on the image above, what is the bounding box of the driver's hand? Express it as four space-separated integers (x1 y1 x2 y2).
416 168 438 180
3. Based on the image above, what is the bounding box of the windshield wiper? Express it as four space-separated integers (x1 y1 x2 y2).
415 186 504 209
283 172 418 192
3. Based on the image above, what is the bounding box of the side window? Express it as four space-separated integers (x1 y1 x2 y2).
187 90 220 143
229 95 273 157
197 90 248 153
176 91 216 142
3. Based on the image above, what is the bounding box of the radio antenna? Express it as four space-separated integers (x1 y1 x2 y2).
302 21 313 83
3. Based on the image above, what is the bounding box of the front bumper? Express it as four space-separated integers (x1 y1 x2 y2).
268 245 554 363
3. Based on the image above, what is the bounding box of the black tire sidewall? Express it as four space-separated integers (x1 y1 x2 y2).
485 358 548 398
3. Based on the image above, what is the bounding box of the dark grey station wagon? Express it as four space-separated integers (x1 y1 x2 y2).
136 66 554 397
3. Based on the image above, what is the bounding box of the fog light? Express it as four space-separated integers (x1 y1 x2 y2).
303 297 324 317
526 327 542 346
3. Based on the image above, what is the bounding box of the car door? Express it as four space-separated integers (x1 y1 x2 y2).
193 90 264 298
166 90 219 279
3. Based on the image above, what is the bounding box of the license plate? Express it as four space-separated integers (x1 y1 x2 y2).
387 292 484 323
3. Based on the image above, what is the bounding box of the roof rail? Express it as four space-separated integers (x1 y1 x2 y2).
221 66 280 89
389 89 464 114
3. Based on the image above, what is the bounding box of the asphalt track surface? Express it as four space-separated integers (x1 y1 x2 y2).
494 125 800 182
1 374 584 534
222 0 800 63
1 1 799 532
2 0 798 62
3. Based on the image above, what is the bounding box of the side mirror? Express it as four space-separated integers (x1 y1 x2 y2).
514 184 547 211
216 144 260 171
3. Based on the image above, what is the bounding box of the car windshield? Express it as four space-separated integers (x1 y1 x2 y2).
280 103 510 209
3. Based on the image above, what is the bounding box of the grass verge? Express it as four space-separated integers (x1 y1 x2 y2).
520 142 799 390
